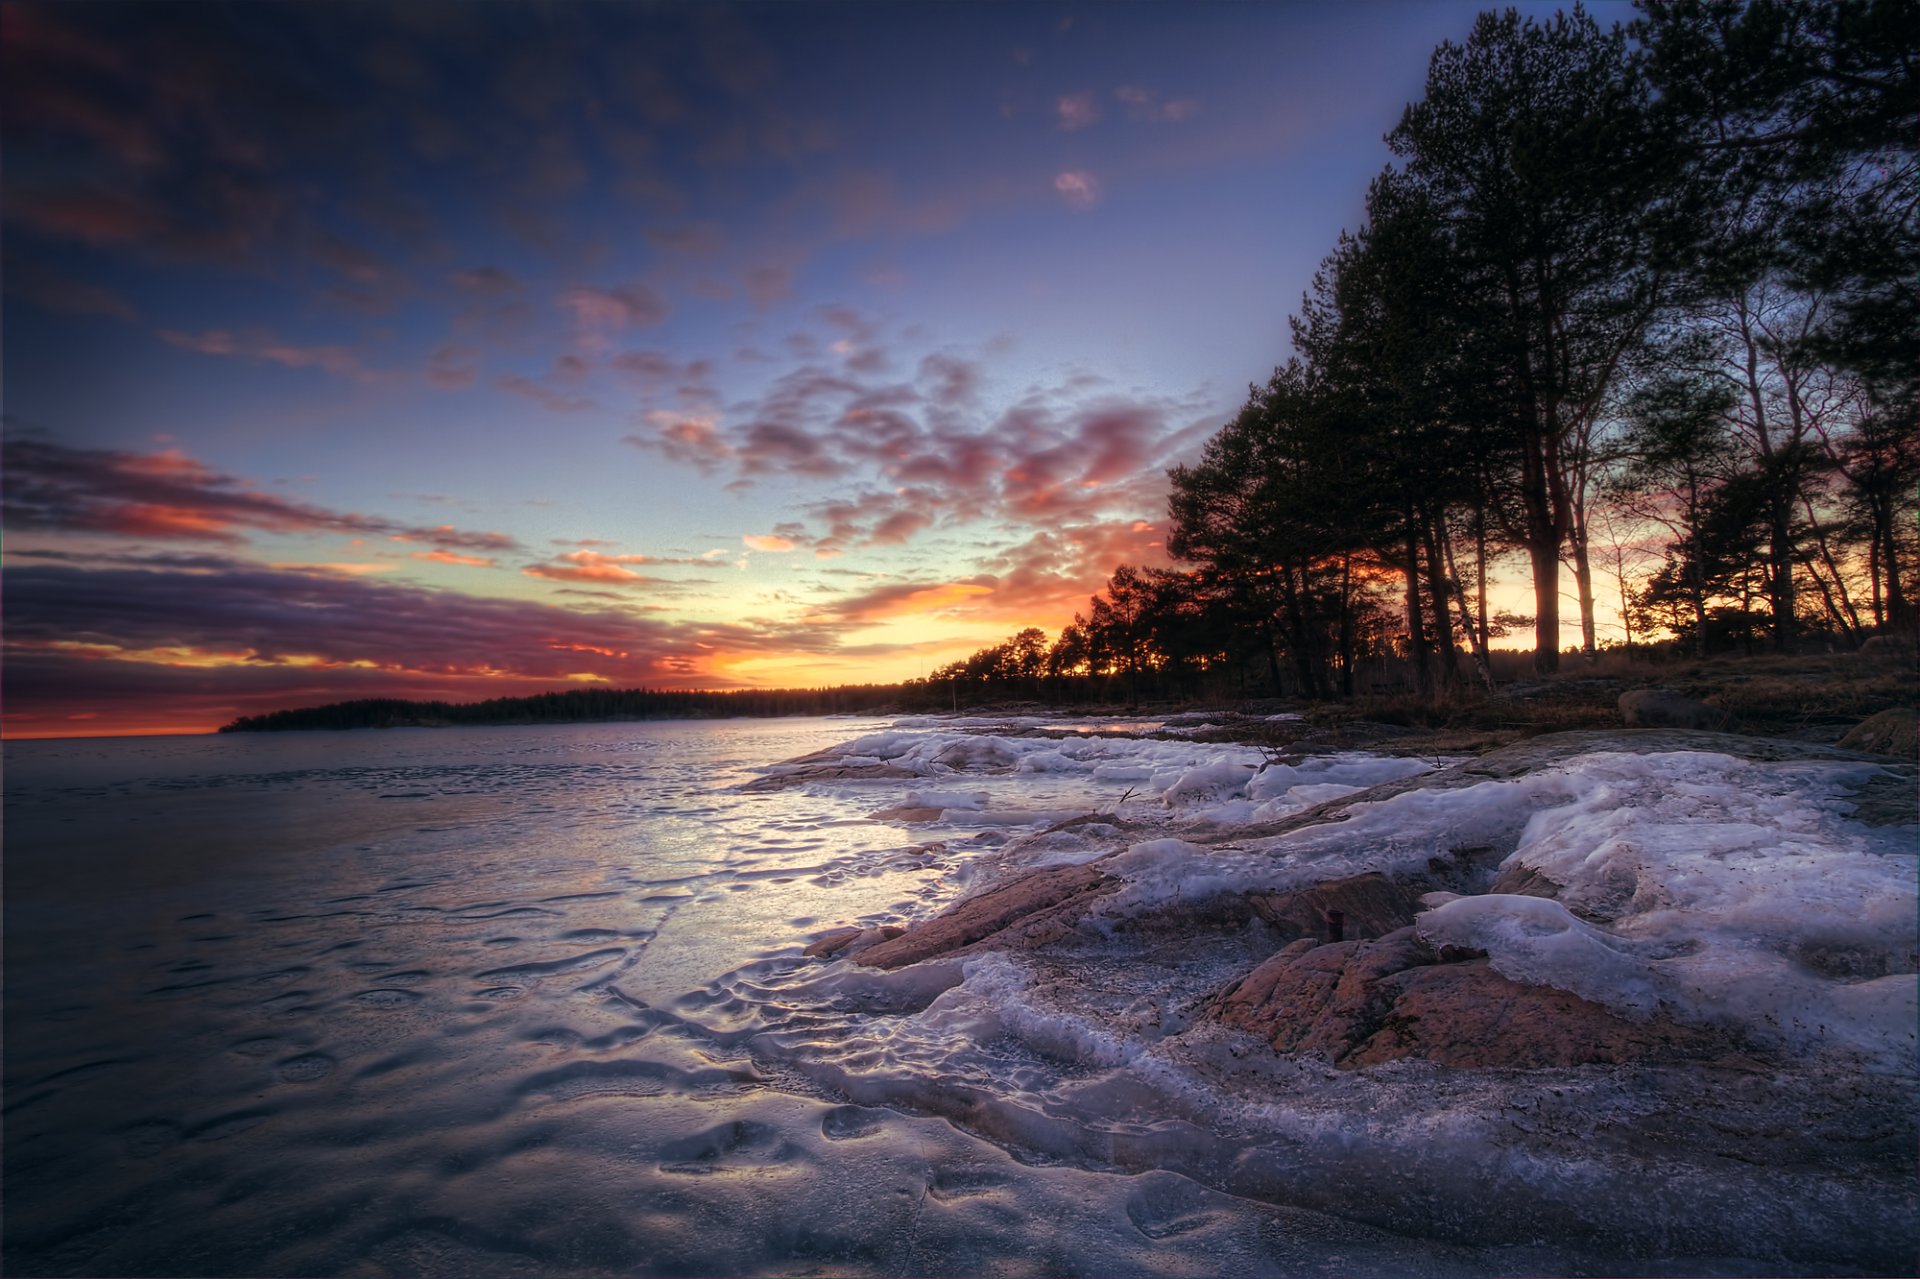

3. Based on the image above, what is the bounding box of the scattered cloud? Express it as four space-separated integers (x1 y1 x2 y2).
159 328 377 382
1056 92 1101 132
1053 170 1101 211
1115 85 1198 122
742 534 795 552
3 440 526 553
411 549 497 568
494 372 598 413
555 284 671 354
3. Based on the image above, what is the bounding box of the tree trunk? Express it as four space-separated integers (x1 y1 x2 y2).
1404 520 1434 698
1443 515 1497 693
1422 514 1461 693
1570 517 1598 661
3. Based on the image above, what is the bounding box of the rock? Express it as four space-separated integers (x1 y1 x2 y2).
1211 927 1432 1061
804 925 907 960
1837 707 1917 761
1346 960 1723 1069
859 861 1118 970
870 805 945 823
1487 863 1565 900
1618 688 1730 731
1247 871 1421 944
740 763 921 792
1212 925 1724 1070
802 927 865 958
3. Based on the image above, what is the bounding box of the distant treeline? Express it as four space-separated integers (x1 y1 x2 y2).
219 685 913 732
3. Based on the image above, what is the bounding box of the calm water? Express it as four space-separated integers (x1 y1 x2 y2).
1 719 1444 1278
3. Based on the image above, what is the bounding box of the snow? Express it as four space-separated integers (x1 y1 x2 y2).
778 720 1916 1071
1419 751 1918 1067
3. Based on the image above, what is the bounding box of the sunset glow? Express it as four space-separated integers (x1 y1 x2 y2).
3 0 1576 737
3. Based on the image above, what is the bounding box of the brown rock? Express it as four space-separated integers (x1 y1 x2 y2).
1837 707 1917 761
1347 960 1720 1069
870 805 946 823
1213 926 1722 1069
739 763 922 792
1487 863 1564 900
803 924 908 960
1212 927 1432 1060
802 927 865 958
1247 871 1421 944
858 861 1118 970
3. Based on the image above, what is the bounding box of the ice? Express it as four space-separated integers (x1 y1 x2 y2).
1065 745 1914 1070
1245 754 1433 801
1418 751 1918 1067
901 789 988 811
1161 761 1260 807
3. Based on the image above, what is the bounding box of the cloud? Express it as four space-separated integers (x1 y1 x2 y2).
644 223 726 256
411 549 497 568
624 411 735 473
743 264 793 308
522 549 713 584
5 261 140 321
1053 170 1101 211
556 283 671 336
1056 92 1101 132
494 372 598 413
742 534 795 552
450 266 525 296
810 577 998 624
3 440 525 553
159 328 377 382
0 559 860 732
426 342 479 388
1114 85 1198 122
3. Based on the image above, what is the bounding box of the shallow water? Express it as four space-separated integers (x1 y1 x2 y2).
4 718 1912 1277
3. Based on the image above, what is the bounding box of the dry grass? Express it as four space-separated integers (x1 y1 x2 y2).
1299 646 1916 747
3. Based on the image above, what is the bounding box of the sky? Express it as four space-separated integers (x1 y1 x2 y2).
2 0 1587 738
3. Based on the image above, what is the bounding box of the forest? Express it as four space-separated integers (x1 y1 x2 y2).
924 1 1915 705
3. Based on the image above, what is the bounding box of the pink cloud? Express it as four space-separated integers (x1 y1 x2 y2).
3 440 525 553
1056 92 1101 132
494 373 598 414
556 283 671 334
1053 170 1101 211
742 534 796 552
159 328 376 382
411 549 497 568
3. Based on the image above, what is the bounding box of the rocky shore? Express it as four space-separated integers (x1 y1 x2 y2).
773 691 1918 1270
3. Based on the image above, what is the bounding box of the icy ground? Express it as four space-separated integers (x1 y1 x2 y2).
749 714 1919 1272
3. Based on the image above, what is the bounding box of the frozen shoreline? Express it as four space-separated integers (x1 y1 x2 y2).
763 714 1919 1272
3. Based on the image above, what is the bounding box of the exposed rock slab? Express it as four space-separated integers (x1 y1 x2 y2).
1247 871 1419 944
740 763 921 792
858 861 1119 970
1212 927 1724 1070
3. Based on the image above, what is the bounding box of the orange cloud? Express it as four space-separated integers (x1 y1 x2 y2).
411 549 496 568
742 534 795 552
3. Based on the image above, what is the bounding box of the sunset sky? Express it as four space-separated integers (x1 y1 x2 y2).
3 0 1576 737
